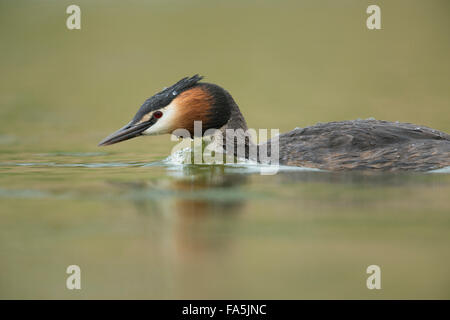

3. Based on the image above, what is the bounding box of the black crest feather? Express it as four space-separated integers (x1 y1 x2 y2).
132 75 203 123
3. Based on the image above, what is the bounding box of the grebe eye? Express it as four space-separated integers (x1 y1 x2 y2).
153 111 163 119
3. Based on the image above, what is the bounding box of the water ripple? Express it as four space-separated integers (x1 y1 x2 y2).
0 162 146 168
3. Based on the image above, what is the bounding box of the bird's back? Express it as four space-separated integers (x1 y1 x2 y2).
265 119 450 171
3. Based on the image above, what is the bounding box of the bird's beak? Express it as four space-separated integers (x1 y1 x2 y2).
98 119 156 146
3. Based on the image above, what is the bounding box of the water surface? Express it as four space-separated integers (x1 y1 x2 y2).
1 151 449 299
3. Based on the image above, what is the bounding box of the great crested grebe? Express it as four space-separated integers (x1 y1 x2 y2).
98 75 450 171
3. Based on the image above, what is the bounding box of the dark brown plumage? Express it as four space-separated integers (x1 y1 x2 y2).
262 120 450 171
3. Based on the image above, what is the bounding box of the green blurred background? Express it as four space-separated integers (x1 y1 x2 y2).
0 0 449 299
1 0 449 152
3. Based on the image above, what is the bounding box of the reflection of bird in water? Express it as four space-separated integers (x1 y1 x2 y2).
109 165 247 259
99 75 450 171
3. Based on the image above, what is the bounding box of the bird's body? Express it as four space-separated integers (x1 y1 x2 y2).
265 119 450 171
99 75 450 172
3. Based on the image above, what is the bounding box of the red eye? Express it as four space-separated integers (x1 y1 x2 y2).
153 111 163 119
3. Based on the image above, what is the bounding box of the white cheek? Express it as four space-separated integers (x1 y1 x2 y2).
142 102 178 136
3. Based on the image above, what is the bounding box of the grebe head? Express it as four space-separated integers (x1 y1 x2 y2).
98 75 232 146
